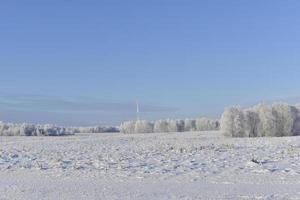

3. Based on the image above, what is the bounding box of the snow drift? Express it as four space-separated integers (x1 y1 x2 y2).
221 103 300 137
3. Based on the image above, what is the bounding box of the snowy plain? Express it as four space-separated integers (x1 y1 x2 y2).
0 131 300 199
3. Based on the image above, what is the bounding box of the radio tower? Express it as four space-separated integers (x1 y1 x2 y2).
136 101 140 121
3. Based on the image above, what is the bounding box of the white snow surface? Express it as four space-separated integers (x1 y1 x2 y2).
0 131 300 199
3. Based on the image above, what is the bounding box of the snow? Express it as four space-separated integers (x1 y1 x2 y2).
0 131 300 199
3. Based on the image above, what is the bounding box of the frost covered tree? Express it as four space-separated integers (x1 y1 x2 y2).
0 123 31 136
154 120 170 133
220 107 236 137
291 105 300 136
176 119 185 132
120 121 136 134
272 104 297 137
68 126 119 134
292 116 300 136
134 120 154 133
167 119 185 132
196 118 219 131
184 119 196 132
233 110 246 137
37 124 68 136
0 122 10 136
220 107 246 137
243 109 260 137
167 119 178 132
252 104 278 137
20 124 37 136
221 103 300 137
0 122 72 136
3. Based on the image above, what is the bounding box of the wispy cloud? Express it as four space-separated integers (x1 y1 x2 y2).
0 93 179 126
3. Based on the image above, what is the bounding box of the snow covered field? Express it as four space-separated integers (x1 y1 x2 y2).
0 131 300 199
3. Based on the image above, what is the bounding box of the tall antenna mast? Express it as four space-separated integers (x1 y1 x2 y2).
136 101 140 121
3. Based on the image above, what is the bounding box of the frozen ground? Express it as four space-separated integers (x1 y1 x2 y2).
0 131 300 199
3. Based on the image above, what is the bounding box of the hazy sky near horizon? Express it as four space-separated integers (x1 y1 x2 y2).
1 0 300 125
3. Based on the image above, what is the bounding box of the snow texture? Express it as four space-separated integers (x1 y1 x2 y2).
0 131 299 199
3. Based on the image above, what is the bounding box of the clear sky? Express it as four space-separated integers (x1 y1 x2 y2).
1 0 300 126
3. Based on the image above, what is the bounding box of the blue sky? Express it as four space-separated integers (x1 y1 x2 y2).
1 0 300 125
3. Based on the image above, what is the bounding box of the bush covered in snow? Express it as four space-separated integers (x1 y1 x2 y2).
196 118 220 131
177 119 185 132
154 119 171 133
120 120 154 134
153 119 185 133
243 109 260 137
0 122 73 136
166 119 178 132
184 119 196 132
67 126 119 134
120 121 136 134
135 120 154 133
120 118 220 134
0 122 119 136
221 103 300 137
220 107 246 137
